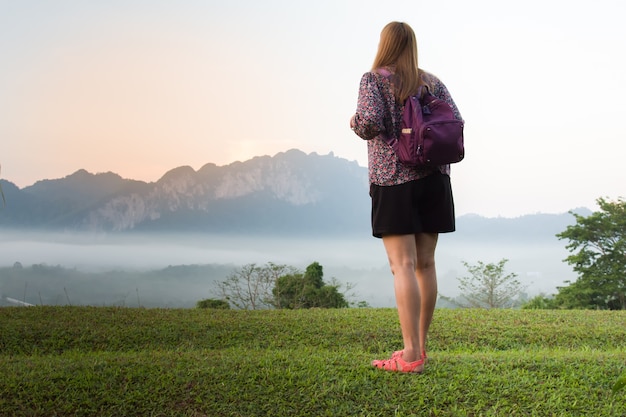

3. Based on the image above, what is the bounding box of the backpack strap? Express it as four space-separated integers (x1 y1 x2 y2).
417 85 439 115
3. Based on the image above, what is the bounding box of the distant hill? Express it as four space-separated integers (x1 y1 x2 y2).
0 149 590 238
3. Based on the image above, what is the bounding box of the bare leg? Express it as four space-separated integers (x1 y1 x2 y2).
414 233 439 356
382 234 421 363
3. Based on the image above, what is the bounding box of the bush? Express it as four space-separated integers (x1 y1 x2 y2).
272 262 348 309
196 298 230 309
522 294 557 309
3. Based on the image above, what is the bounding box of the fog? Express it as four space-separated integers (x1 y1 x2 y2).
0 231 387 271
0 230 576 308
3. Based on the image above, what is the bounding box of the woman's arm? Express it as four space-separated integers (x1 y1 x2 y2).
350 72 389 140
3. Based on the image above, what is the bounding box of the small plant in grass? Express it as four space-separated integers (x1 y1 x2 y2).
615 373 626 395
196 298 230 309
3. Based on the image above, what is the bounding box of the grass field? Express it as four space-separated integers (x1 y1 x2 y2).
1 307 625 416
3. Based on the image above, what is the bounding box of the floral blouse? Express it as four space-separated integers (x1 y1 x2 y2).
351 69 463 186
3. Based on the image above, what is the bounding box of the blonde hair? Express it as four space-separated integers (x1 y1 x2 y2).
372 22 421 103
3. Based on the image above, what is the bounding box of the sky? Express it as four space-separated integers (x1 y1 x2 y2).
1 0 625 218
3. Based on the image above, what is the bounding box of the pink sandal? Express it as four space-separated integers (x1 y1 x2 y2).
372 355 424 373
391 349 427 361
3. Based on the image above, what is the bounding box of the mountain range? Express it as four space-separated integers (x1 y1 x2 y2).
0 149 589 238
0 150 370 234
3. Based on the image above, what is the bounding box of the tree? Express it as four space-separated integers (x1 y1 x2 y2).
555 197 626 310
448 259 524 309
272 262 348 309
215 263 296 310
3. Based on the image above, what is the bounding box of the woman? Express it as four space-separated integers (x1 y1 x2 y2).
350 22 462 373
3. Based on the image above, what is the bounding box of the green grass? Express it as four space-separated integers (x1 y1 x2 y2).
1 307 625 416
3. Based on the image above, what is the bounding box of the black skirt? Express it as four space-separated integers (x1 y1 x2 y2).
369 172 455 238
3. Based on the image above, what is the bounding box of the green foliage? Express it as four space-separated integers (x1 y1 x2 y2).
195 298 229 309
317 280 348 308
272 262 348 309
449 259 524 308
0 307 625 416
273 272 307 308
556 197 626 310
354 300 371 308
522 294 557 309
304 261 324 288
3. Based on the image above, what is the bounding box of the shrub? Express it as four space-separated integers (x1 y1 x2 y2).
196 298 230 309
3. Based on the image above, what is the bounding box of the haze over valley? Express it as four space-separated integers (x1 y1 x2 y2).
0 151 586 307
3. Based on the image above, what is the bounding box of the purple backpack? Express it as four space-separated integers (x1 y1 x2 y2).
379 69 464 167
